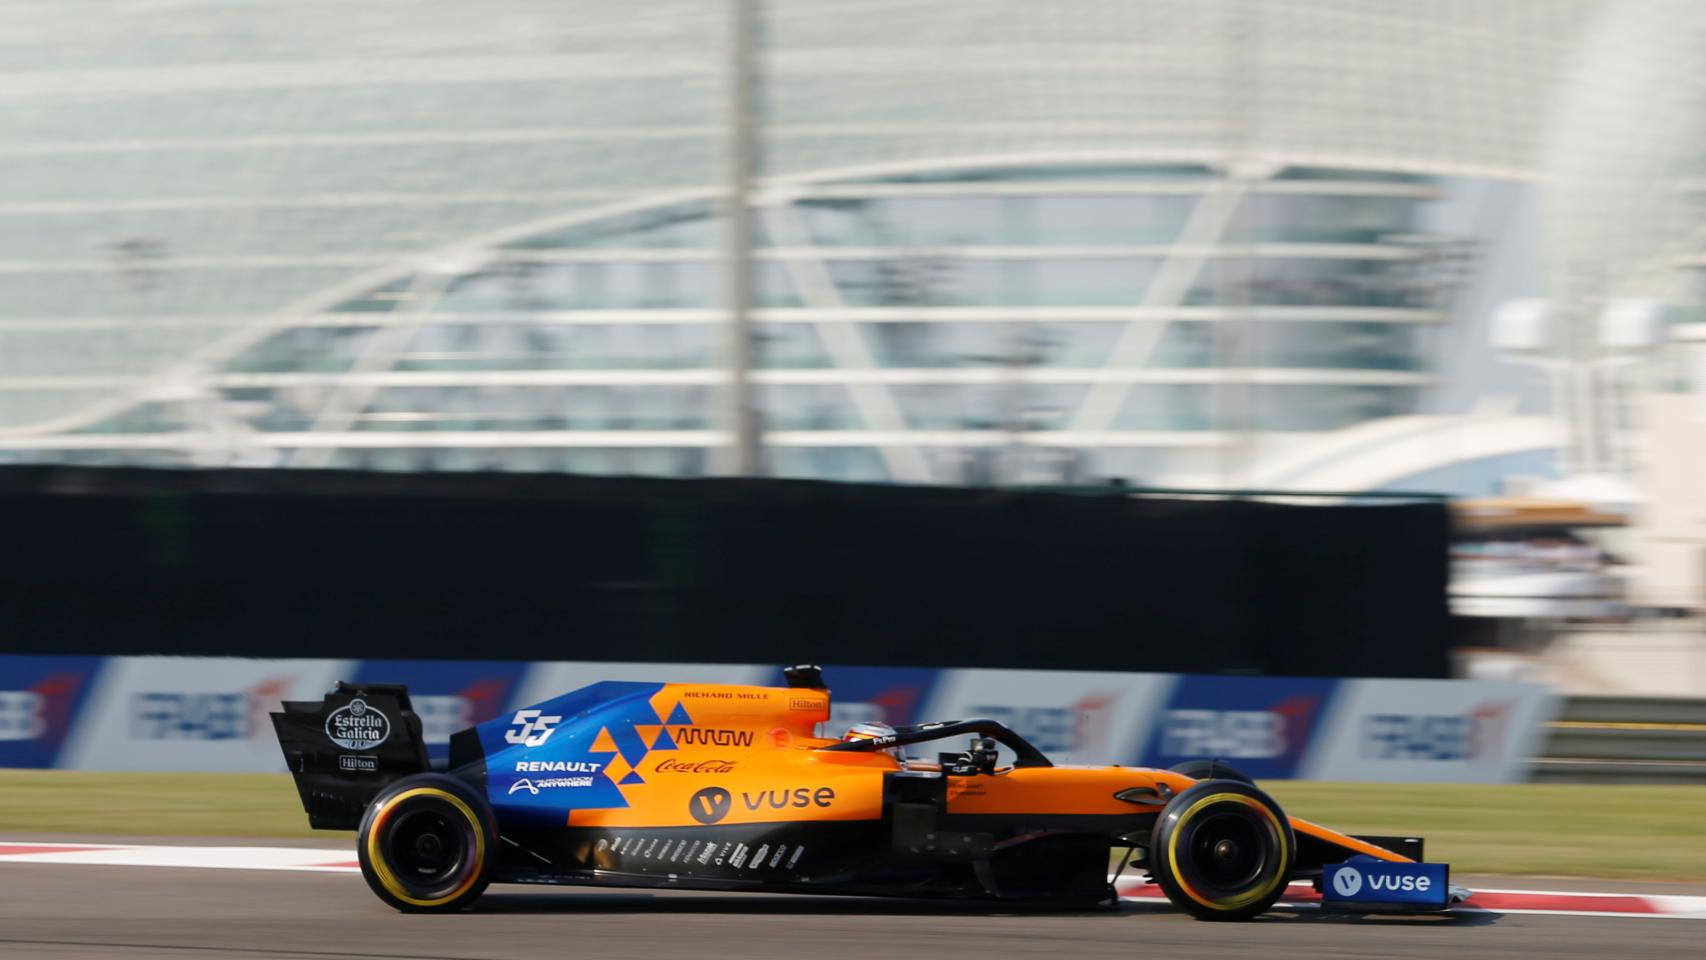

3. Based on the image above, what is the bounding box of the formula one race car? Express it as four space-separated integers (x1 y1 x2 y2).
272 666 1466 920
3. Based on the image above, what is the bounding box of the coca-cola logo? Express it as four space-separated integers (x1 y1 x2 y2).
654 758 737 774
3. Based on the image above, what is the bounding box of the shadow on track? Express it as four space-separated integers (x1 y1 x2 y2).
474 891 1121 918
1247 906 1501 928
470 891 1501 927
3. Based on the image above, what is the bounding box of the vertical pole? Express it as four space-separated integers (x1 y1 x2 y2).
1542 360 1576 476
1568 302 1601 477
718 0 760 476
1217 0 1259 488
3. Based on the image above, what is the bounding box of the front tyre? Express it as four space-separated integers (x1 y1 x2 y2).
1168 759 1255 784
1150 780 1294 921
357 773 494 913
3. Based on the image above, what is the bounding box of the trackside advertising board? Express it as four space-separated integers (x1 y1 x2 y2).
1140 674 1340 780
0 656 1556 781
1302 679 1556 783
0 656 105 769
55 657 354 772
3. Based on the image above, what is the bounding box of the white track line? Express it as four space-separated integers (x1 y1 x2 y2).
0 842 355 873
5 842 1704 918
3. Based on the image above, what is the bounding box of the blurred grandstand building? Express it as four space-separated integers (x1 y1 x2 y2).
0 0 1687 494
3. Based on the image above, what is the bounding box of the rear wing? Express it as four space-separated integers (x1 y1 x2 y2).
270 682 430 830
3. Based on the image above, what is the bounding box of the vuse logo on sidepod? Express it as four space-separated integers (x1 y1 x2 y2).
689 787 732 824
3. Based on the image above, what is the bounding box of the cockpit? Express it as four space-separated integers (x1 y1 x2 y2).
819 717 1053 775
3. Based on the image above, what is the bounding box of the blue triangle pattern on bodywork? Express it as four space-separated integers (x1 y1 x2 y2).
619 770 646 785
651 727 678 751
665 702 693 725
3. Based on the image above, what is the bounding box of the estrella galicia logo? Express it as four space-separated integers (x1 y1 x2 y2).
688 786 732 825
1331 865 1363 897
325 698 391 751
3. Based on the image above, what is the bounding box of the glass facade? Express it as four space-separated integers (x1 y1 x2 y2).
0 0 1613 486
11 161 1452 483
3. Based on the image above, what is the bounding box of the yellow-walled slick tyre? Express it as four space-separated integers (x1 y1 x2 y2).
1150 780 1295 921
357 774 494 913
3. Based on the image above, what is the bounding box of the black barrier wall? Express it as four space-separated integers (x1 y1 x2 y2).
0 467 1450 677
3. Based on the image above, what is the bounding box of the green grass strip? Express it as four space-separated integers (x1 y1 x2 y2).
1267 781 1706 880
0 771 323 839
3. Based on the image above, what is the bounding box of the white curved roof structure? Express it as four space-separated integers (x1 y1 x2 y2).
0 0 1644 490
1240 414 1565 492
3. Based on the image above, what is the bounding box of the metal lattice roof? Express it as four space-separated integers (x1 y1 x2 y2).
0 0 1605 430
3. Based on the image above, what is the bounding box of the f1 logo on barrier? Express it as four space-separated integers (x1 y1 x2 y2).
0 692 46 742
505 710 562 747
1361 701 1513 763
1140 675 1339 779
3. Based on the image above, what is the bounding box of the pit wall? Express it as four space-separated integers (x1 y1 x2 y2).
0 656 1555 782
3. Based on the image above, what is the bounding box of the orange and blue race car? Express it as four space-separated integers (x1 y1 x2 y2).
272 665 1468 920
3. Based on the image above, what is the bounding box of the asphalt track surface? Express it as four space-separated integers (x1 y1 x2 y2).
3 853 1702 960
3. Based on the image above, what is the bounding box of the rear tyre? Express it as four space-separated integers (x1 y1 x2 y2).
357 773 495 913
1168 759 1255 784
1150 780 1295 921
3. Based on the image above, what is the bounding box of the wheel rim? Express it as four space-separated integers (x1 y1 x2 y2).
1164 790 1288 912
1185 811 1265 891
366 788 486 906
386 808 467 887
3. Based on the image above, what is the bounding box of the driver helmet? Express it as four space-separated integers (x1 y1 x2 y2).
841 720 901 758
